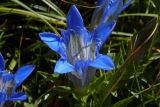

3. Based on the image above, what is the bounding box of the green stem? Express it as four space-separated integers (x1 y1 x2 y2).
112 31 133 37
119 13 158 18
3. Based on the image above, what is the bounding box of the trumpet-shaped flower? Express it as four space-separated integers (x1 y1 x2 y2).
0 53 35 107
39 5 115 88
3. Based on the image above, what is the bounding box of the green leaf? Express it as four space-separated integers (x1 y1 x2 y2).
111 97 134 107
42 0 65 17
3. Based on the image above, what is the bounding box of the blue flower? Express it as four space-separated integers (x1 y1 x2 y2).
91 0 132 28
0 53 35 107
39 5 115 88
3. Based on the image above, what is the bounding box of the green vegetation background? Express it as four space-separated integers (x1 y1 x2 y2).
0 0 160 107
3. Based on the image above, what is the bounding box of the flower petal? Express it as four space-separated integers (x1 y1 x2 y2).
0 53 5 71
54 58 74 74
116 0 132 16
0 93 6 102
61 30 71 46
67 5 84 29
75 27 91 44
89 54 114 70
9 92 27 101
91 0 132 27
14 65 35 88
39 32 66 58
68 27 91 47
91 0 118 26
97 0 105 6
100 0 123 22
93 22 116 49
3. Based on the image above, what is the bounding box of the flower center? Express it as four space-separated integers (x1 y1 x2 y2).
66 30 96 65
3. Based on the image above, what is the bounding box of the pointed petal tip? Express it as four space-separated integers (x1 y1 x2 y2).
21 64 36 71
97 0 105 6
70 5 77 10
39 32 59 42
14 64 35 88
39 32 50 37
54 59 74 74
67 5 84 29
26 64 36 69
103 55 115 71
69 5 80 15
105 61 115 71
89 54 115 71
9 92 27 101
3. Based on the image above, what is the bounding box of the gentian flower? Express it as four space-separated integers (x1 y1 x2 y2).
91 0 132 28
39 5 115 88
0 53 35 107
39 0 132 87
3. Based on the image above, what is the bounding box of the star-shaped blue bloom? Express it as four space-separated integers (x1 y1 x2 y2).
0 53 35 107
39 5 116 88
